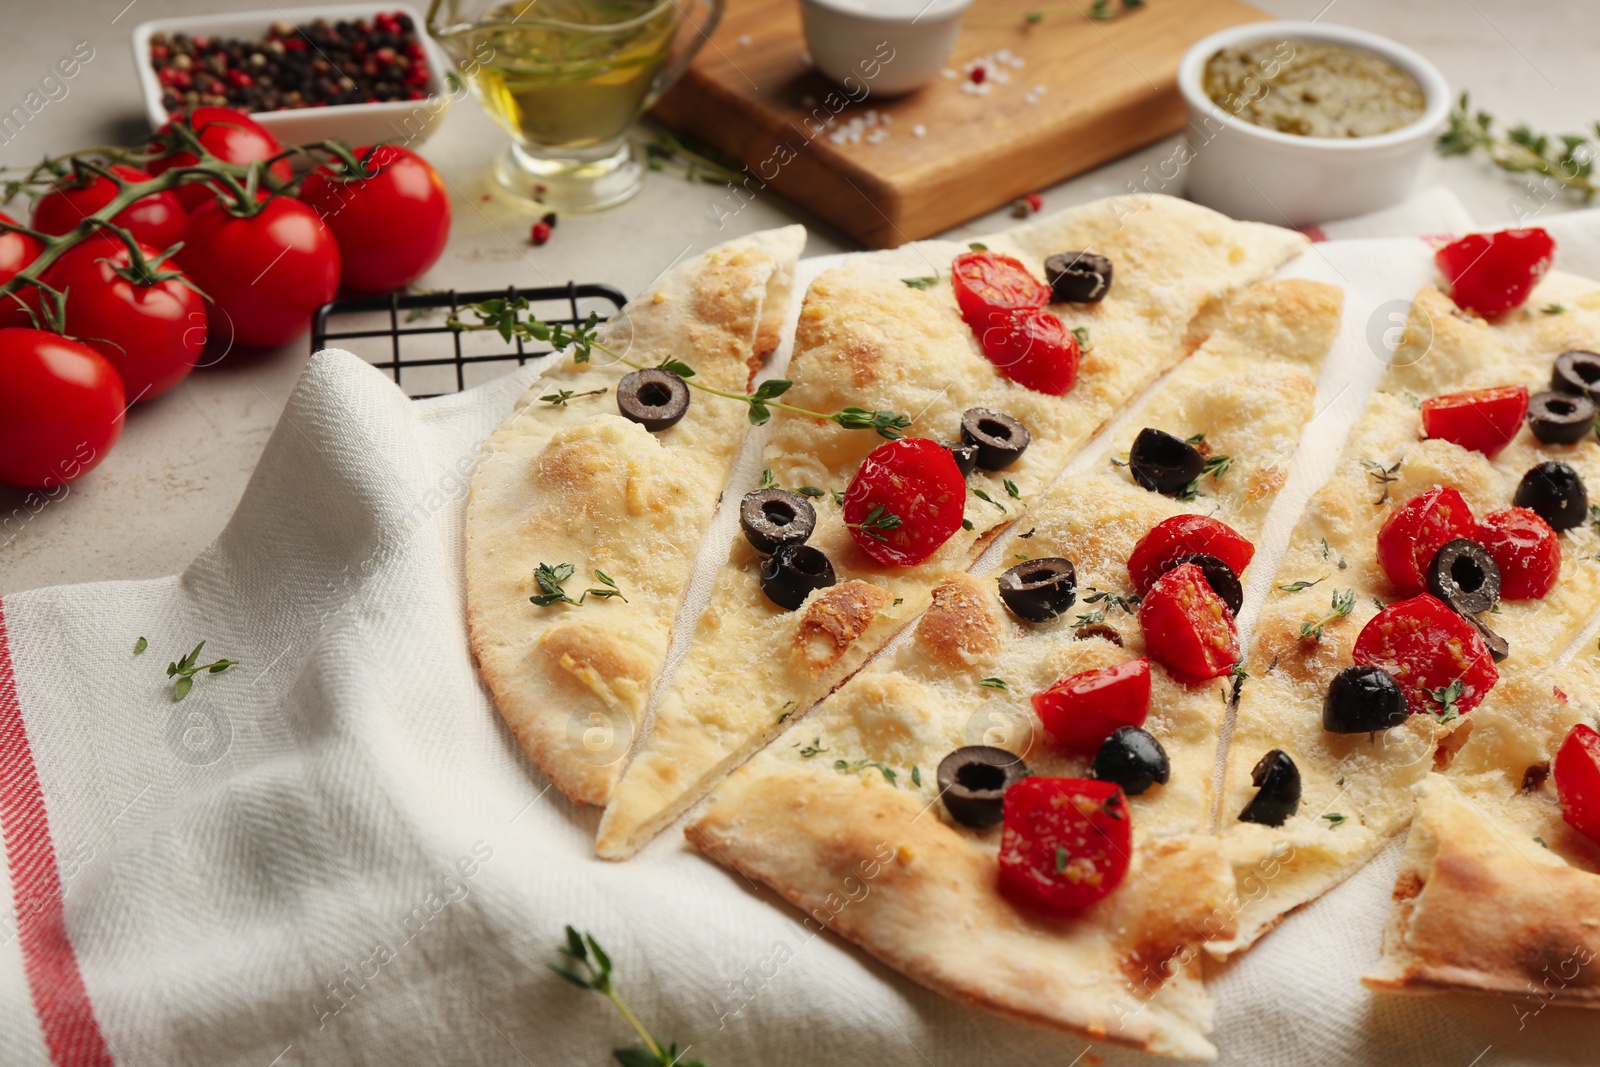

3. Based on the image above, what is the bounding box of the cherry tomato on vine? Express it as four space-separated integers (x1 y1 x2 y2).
299 144 451 293
0 209 43 329
32 164 187 250
1434 228 1554 319
176 197 340 349
41 238 207 401
0 328 125 489
148 106 292 211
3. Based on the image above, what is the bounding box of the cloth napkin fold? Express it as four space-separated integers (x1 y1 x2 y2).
4 189 1599 1067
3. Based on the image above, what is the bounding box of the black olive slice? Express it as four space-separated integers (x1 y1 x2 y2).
740 488 817 555
1426 538 1501 614
944 440 979 478
1323 665 1407 734
937 746 1029 828
1528 390 1598 444
960 409 1031 470
1513 460 1589 531
1043 251 1114 304
1458 607 1510 663
997 557 1077 622
1129 428 1204 496
616 368 690 431
1090 726 1170 796
759 544 836 611
1167 552 1243 615
1552 349 1600 400
1238 749 1301 827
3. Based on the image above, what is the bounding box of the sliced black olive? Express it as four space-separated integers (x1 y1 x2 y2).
960 409 1031 470
739 488 816 555
1459 608 1510 663
937 745 1030 829
944 440 979 478
997 557 1077 622
1044 251 1114 304
616 368 690 431
1552 349 1600 400
1513 460 1589 531
1426 538 1500 614
759 544 836 610
1323 665 1407 734
1167 552 1243 615
1238 749 1301 827
1129 428 1204 496
1528 390 1598 444
1091 726 1170 796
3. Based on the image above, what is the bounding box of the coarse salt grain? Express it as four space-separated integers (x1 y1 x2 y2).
912 124 927 137
738 34 752 47
941 68 957 79
866 128 888 144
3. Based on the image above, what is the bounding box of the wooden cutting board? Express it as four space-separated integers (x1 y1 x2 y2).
651 0 1269 247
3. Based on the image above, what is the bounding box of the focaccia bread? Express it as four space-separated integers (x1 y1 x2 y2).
596 196 1307 858
465 226 804 805
683 280 1343 1059
1213 272 1600 957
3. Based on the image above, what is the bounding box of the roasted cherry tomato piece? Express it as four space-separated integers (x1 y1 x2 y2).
1032 658 1151 756
998 776 1131 913
1420 385 1528 458
950 250 1050 330
149 106 293 211
1555 724 1600 845
1375 486 1477 597
1351 594 1498 718
32 163 187 251
299 144 451 292
1434 227 1555 318
1477 507 1560 599
977 307 1080 395
1138 562 1239 682
0 209 43 329
1127 514 1255 595
841 437 966 567
0 328 125 489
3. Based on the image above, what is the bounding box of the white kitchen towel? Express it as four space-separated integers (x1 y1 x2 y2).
3 191 1598 1067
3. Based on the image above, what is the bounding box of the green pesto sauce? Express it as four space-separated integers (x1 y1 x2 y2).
1204 39 1426 138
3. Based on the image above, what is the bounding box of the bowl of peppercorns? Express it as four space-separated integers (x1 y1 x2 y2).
132 4 451 148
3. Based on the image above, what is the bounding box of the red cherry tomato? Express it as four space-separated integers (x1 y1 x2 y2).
1555 724 1600 845
1032 658 1151 756
0 328 125 489
1420 385 1528 458
1352 595 1498 718
148 107 292 211
176 198 341 349
978 307 1081 395
1376 487 1477 597
41 238 207 402
1434 228 1555 318
1478 507 1560 600
299 144 451 293
31 164 187 251
841 437 966 567
950 250 1049 329
998 776 1130 913
1127 514 1255 595
0 209 43 329
1138 562 1239 682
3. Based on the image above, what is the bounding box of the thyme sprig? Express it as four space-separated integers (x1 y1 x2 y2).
447 301 912 438
847 504 903 542
1437 92 1598 201
1359 459 1402 506
165 641 240 702
550 926 709 1067
1428 679 1465 723
530 563 627 607
834 758 899 786
1074 588 1141 627
1299 589 1356 642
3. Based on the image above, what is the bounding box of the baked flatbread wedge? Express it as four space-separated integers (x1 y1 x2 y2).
465 226 804 805
685 279 1343 1060
1212 272 1600 957
597 196 1307 858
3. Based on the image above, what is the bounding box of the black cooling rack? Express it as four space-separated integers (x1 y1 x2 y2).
311 282 628 398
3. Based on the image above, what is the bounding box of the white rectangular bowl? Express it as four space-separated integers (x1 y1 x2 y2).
130 3 452 148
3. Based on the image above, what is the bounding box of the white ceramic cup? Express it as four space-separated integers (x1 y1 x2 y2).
1176 21 1451 226
799 0 973 97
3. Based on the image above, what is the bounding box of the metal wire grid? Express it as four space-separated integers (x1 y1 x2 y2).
310 282 628 398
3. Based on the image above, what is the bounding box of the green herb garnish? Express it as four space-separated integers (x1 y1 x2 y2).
848 504 903 542
1279 578 1325 593
133 636 147 655
979 677 1009 690
165 641 240 702
550 926 709 1067
1300 588 1356 642
540 387 607 407
834 758 898 786
901 275 939 290
1428 679 1465 723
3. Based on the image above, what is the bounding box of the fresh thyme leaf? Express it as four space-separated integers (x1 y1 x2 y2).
1004 479 1020 499
586 569 627 602
1542 304 1566 315
531 562 581 606
1320 537 1331 560
133 636 147 655
1177 479 1202 501
847 504 903 542
830 489 846 506
892 597 904 605
1437 92 1599 202
163 639 240 701
968 241 989 251
1336 776 1345 787
1055 845 1069 873
759 468 777 489
1428 678 1465 722
551 926 707 1066
1072 326 1091 351
911 764 922 787
972 487 1005 511
1359 458 1403 505
172 675 194 701
1299 588 1356 642
655 356 697 379
962 519 975 531
1203 453 1233 481
1018 527 1035 539
798 738 826 758
902 275 939 290
834 757 898 786
540 387 606 407
1186 432 1206 445
1534 835 1549 848
1279 578 1325 592
979 677 1009 690
797 485 826 498
1323 812 1347 827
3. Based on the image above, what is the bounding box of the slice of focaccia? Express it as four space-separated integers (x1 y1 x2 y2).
597 196 1307 858
686 280 1343 1060
465 226 805 805
1213 272 1600 957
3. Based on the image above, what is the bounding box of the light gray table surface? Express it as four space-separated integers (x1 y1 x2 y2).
2 0 1596 594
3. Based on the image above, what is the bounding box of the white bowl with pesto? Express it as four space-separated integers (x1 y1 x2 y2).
1177 21 1451 226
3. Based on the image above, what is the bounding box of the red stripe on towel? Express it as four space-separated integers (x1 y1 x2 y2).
0 601 115 1065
